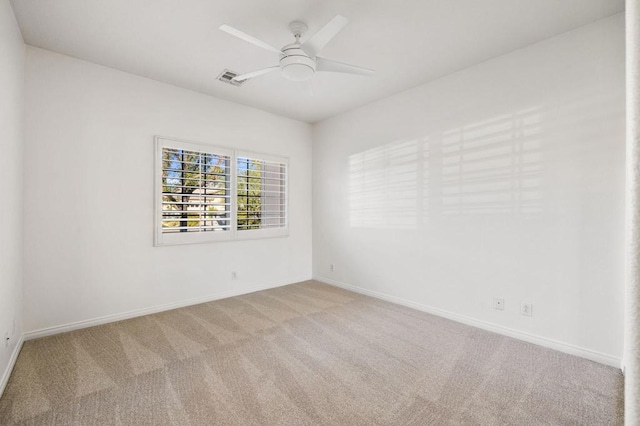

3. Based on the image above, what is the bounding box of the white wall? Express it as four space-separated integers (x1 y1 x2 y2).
312 15 625 364
0 0 24 390
23 47 312 334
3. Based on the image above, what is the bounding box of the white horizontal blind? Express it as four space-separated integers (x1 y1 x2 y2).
237 156 287 231
161 147 231 234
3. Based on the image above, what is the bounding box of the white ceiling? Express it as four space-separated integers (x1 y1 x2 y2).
11 0 624 123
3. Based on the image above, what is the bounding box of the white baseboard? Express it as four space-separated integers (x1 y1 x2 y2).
24 277 309 341
0 333 24 398
315 276 622 369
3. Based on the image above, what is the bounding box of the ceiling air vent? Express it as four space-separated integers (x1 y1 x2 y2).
217 69 247 87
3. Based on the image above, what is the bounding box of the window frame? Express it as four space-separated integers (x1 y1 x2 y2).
154 136 289 246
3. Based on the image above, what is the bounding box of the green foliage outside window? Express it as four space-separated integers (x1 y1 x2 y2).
237 158 263 230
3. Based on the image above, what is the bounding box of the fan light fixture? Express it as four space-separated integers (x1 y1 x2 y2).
281 61 315 81
280 43 316 81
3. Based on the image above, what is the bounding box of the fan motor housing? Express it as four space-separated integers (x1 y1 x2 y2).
280 43 315 81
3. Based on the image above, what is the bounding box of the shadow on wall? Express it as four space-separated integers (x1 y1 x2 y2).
348 106 544 229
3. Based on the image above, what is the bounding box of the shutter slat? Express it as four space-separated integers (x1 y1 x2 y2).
162 225 231 231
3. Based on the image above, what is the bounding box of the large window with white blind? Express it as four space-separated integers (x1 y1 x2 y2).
155 137 288 246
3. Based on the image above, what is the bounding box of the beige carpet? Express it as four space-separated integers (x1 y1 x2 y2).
0 281 623 425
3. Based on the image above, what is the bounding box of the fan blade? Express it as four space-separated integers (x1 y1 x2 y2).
219 25 282 54
232 66 280 82
316 57 374 76
302 15 348 57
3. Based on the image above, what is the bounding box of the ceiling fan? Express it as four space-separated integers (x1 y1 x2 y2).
219 15 374 83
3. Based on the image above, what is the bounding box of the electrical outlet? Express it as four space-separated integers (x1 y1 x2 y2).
231 271 237 280
521 303 533 317
493 298 504 310
330 264 335 272
4 332 9 348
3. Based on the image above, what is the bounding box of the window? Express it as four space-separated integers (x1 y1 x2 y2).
236 154 287 233
155 137 288 245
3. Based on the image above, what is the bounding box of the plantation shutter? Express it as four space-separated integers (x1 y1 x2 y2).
161 146 231 234
155 137 288 245
236 156 287 231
